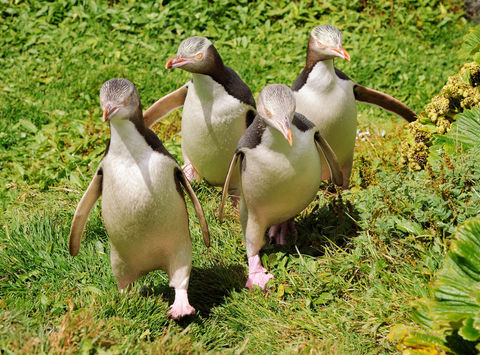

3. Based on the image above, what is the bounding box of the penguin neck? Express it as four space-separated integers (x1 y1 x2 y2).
304 59 336 92
292 39 337 92
109 108 148 155
192 66 229 88
311 59 335 77
191 72 216 88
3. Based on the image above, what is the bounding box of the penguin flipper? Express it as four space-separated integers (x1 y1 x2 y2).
314 133 343 187
143 84 188 128
175 168 210 247
69 170 103 256
218 152 241 223
353 85 417 123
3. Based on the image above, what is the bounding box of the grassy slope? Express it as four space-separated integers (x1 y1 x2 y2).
0 1 478 353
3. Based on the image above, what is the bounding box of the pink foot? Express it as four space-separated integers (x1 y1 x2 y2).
246 254 273 291
182 160 200 182
268 218 297 245
167 289 195 319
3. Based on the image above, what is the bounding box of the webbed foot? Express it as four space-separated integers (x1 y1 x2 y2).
246 254 273 291
167 289 195 319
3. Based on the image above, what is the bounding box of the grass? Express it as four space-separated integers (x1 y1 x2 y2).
1 0 479 353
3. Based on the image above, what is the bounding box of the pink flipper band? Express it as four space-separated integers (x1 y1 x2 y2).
246 254 273 291
167 289 195 319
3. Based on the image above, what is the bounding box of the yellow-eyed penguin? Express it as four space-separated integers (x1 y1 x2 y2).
219 84 343 290
68 78 210 319
292 25 417 189
143 36 256 194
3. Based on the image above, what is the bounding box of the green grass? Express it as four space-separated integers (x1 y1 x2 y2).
1 0 479 353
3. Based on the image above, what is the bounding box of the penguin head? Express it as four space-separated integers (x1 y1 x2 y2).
257 84 295 146
99 78 141 122
310 25 350 61
165 36 221 74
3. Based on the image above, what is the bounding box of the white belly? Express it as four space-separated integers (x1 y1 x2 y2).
101 129 189 273
241 128 322 227
294 64 357 178
181 75 250 186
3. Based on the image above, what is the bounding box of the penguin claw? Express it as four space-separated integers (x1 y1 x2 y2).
167 302 196 319
245 272 273 291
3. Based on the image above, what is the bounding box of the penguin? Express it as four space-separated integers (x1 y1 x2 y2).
219 84 343 290
143 36 256 194
68 78 210 319
292 24 417 189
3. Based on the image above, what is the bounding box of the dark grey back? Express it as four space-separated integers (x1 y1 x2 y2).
334 67 352 81
194 45 256 109
236 115 265 151
292 113 315 132
209 64 256 109
292 65 313 92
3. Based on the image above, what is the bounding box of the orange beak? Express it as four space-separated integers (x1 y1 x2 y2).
102 104 119 122
275 118 293 146
165 56 194 69
286 129 293 146
331 47 350 61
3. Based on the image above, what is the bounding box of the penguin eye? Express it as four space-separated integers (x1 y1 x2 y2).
124 96 130 105
195 53 203 60
264 108 272 118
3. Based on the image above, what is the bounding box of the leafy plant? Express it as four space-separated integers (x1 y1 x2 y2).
390 218 480 354
401 63 480 171
460 25 480 64
401 20 480 171
430 107 480 160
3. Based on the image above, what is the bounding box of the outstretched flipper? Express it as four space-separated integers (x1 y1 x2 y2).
314 132 343 187
218 152 241 223
353 84 417 122
69 169 103 256
143 84 188 128
175 168 210 247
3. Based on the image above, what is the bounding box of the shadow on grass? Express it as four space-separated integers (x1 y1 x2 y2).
140 263 246 323
262 193 360 257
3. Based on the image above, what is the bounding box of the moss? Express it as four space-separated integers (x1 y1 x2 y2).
403 62 480 170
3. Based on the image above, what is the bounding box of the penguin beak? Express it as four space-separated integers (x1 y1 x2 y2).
102 103 119 122
273 118 293 146
331 47 350 61
165 56 195 69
